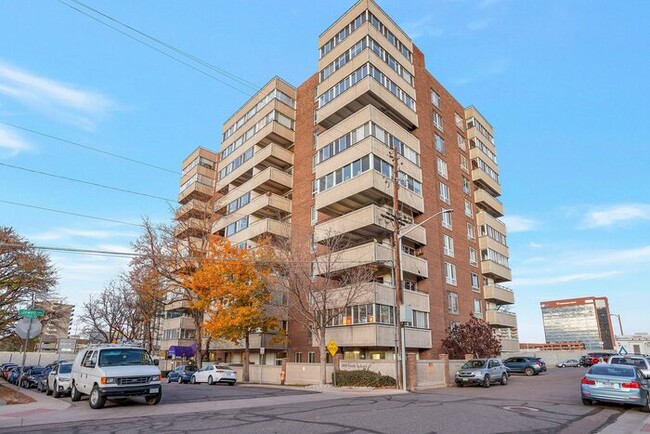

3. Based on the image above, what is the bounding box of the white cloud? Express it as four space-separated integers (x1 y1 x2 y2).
0 63 117 129
0 126 32 157
467 20 490 31
529 242 542 249
514 271 619 287
501 215 538 232
583 204 650 228
400 16 444 39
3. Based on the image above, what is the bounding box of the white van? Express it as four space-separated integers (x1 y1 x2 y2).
71 344 162 409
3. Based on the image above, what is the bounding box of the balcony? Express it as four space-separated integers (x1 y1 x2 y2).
163 316 196 331
220 118 295 168
474 189 504 217
166 299 192 311
314 241 428 279
483 283 515 305
315 170 424 217
216 144 293 189
176 199 212 221
323 323 431 349
174 217 210 238
217 167 292 210
211 333 287 351
481 259 512 282
486 310 518 328
324 282 430 313
226 218 290 245
316 74 418 131
314 204 425 246
178 181 214 204
214 194 292 232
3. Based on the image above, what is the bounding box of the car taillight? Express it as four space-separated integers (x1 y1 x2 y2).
183 371 187 375
536 362 541 366
622 382 640 389
581 378 595 385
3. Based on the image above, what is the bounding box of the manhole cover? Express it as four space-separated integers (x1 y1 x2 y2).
503 406 540 413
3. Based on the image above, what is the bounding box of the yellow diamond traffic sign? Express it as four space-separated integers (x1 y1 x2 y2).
327 339 338 357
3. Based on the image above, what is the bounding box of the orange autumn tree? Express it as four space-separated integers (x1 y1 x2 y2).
185 236 278 382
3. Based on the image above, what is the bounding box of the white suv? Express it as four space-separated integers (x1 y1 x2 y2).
71 344 162 409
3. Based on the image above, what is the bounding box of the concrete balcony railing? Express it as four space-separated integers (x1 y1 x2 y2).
474 189 504 217
174 217 211 238
323 282 430 314
219 118 295 169
216 143 294 190
478 236 510 259
314 204 425 246
316 74 418 131
485 310 518 328
211 333 288 351
477 212 507 235
214 194 292 232
162 316 196 331
315 170 424 216
176 199 212 221
323 324 431 349
481 259 512 283
314 241 428 279
471 167 502 197
216 167 292 210
226 218 290 245
166 299 192 311
178 181 214 204
483 283 515 305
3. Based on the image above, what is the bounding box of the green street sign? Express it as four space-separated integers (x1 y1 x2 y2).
18 309 44 319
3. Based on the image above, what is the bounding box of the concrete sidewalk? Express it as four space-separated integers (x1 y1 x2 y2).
597 411 650 434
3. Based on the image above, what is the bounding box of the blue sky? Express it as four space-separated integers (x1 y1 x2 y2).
0 0 648 343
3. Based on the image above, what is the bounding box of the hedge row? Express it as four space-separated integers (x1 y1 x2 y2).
333 370 395 387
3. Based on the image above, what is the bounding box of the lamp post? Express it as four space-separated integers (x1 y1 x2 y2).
610 313 624 336
392 208 453 391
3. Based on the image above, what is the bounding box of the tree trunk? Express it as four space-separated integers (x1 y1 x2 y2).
243 334 250 382
194 312 204 367
319 329 327 385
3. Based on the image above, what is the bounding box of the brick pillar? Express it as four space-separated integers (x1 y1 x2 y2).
439 354 450 386
406 352 418 392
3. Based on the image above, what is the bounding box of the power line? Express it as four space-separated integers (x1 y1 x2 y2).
0 120 179 175
57 0 254 96
0 162 175 203
67 0 260 92
0 199 144 228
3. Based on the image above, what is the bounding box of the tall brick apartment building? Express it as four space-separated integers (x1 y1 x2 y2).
164 0 518 365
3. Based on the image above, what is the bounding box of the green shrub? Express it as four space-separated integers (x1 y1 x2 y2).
333 370 395 387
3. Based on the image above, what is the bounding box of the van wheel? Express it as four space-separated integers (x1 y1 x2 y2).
89 385 106 409
70 383 81 401
145 391 162 405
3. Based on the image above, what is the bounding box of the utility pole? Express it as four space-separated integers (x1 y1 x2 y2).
391 149 405 391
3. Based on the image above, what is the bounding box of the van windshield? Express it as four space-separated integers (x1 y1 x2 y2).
98 349 154 367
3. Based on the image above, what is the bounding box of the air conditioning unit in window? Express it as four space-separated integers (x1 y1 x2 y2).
415 249 424 257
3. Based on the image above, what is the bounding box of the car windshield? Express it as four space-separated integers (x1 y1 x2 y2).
98 349 154 366
31 368 44 375
590 365 635 378
185 366 198 371
215 365 232 370
611 358 646 368
59 364 72 374
461 360 486 369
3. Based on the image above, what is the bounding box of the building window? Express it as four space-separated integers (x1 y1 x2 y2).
431 90 441 108
457 133 466 151
462 177 471 194
442 209 452 229
403 278 418 292
467 223 475 240
443 234 454 257
308 352 316 363
473 298 482 317
445 262 457 285
412 310 430 329
469 247 478 266
295 352 303 363
464 199 473 217
448 291 459 314
433 111 444 131
434 133 445 154
436 157 448 179
455 113 464 130
439 182 450 204
460 155 469 173
471 273 480 290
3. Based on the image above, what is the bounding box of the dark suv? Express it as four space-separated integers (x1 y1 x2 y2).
583 352 616 366
503 357 547 376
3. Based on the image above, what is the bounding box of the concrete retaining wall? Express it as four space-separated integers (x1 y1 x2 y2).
0 352 75 366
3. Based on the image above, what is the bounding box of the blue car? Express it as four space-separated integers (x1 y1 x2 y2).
167 365 198 384
581 363 650 412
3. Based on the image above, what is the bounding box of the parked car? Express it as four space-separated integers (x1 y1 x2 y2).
20 366 45 388
1 363 17 379
455 358 509 388
71 344 162 409
557 359 580 368
167 365 197 384
36 364 54 393
583 352 616 366
609 355 650 378
190 364 236 385
47 361 73 398
7 366 22 384
503 357 546 376
581 363 650 412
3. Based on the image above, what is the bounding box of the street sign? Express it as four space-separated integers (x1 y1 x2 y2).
15 318 42 339
327 339 339 357
18 309 44 319
618 346 628 355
